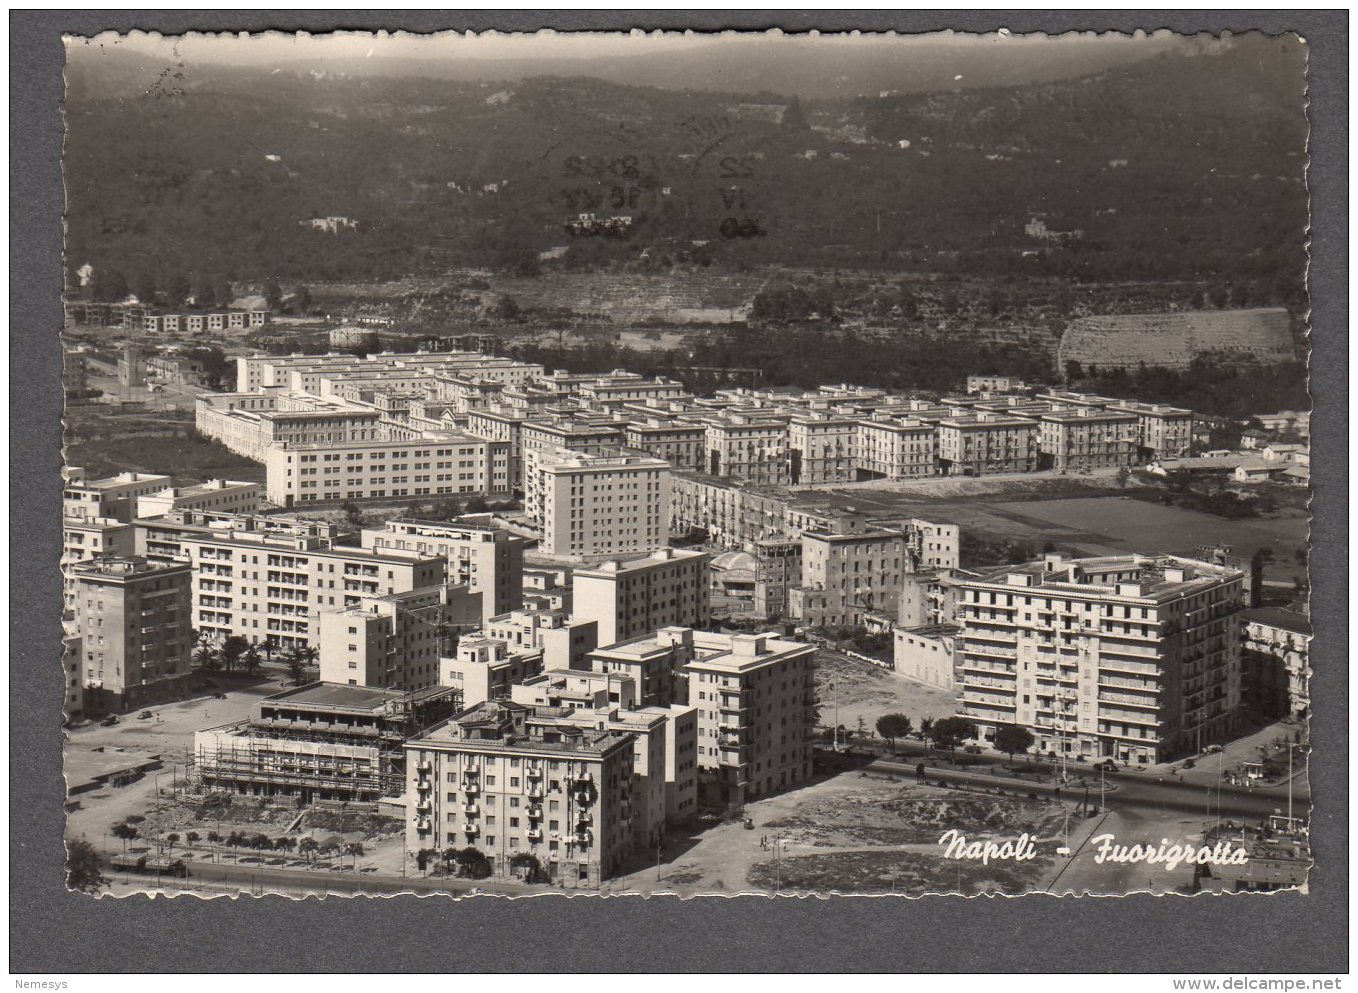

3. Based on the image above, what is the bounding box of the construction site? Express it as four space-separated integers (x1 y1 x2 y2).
193 682 463 804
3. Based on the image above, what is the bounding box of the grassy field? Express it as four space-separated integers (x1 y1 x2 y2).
65 431 265 486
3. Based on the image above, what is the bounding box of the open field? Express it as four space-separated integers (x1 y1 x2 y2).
64 426 266 486
613 772 1066 896
815 652 958 738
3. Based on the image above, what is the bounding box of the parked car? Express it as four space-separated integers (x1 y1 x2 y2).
100 715 119 727
137 710 153 720
1205 744 1224 754
1095 759 1118 773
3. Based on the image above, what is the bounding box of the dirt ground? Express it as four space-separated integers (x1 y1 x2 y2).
611 771 1066 897
814 652 960 738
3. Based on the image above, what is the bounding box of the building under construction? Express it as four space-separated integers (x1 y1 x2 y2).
194 682 462 803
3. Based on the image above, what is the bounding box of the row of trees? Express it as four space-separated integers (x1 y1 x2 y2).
874 714 1037 766
412 846 545 882
190 633 317 686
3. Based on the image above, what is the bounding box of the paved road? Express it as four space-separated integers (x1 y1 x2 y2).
103 854 529 898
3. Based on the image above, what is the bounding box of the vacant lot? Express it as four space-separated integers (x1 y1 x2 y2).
745 848 1047 896
65 429 265 486
814 652 958 738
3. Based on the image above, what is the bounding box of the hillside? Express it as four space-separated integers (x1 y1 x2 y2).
63 33 1308 290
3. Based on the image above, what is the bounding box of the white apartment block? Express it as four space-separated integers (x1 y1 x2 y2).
936 410 1041 475
62 517 136 610
957 554 1245 765
441 636 544 706
681 631 817 809
573 548 711 646
135 479 263 519
63 471 172 523
361 518 526 624
1036 406 1139 471
484 606 599 671
317 584 483 690
624 418 707 472
788 412 859 485
702 413 790 484
854 416 940 480
134 511 445 650
527 447 671 559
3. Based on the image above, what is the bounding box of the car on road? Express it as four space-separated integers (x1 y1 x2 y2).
137 710 153 720
1204 744 1224 754
1094 759 1118 772
100 715 119 727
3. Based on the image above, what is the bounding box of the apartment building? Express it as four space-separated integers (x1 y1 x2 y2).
1036 406 1139 471
670 471 747 548
519 417 626 490
904 518 962 570
405 700 637 887
750 538 804 620
854 416 940 480
527 447 671 559
135 479 263 519
681 631 817 809
70 556 194 714
1111 401 1195 460
134 511 445 649
263 433 504 507
791 528 913 629
787 411 859 485
62 517 137 610
956 554 1245 765
893 624 961 689
196 682 462 803
441 637 544 706
509 669 699 836
936 410 1041 475
317 584 483 690
966 375 1027 394
585 626 700 708
1243 607 1311 720
361 518 526 624
484 605 598 671
573 548 711 646
624 418 707 472
63 471 172 523
703 412 790 484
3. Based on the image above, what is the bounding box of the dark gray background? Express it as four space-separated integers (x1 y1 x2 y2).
10 10 1348 974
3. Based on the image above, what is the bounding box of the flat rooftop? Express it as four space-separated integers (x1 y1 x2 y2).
262 681 453 713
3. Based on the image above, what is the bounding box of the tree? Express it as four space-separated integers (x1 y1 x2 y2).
432 498 463 520
166 271 192 308
263 282 283 310
66 839 108 894
930 716 978 761
164 832 180 853
454 847 490 879
509 852 542 882
133 271 158 305
193 644 221 673
111 822 138 851
185 831 201 847
93 267 129 302
293 285 313 314
344 841 366 868
241 643 263 676
994 724 1036 767
919 716 935 744
285 648 309 687
875 713 914 753
194 275 219 309
297 837 320 863
219 635 249 674
340 500 366 527
463 496 490 514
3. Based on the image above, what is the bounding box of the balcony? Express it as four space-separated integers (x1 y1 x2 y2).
415 818 431 834
463 803 479 816
464 823 480 837
415 800 431 815
574 791 592 807
415 761 432 774
527 804 543 820
463 781 480 796
527 828 543 842
526 786 544 800
526 767 543 780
